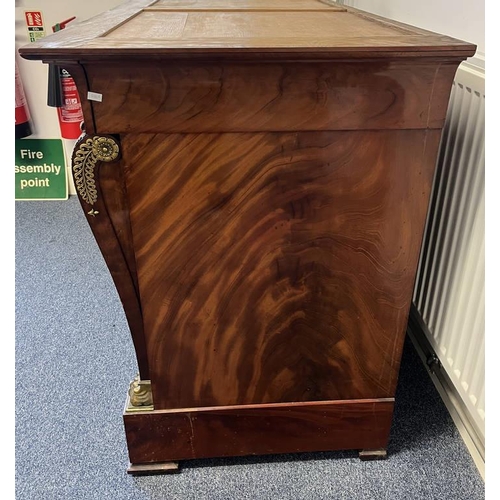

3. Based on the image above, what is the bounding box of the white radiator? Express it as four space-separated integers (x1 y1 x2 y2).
413 59 485 450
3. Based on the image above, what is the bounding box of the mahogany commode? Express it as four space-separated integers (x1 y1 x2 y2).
19 0 476 474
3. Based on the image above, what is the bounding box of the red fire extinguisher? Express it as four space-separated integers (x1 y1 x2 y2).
51 17 84 139
15 62 33 139
56 67 84 139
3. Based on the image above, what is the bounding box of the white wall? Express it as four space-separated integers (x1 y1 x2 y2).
342 0 484 62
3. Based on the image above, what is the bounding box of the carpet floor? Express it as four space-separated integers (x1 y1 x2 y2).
15 197 485 499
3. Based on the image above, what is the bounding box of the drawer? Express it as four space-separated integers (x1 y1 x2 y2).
84 60 458 134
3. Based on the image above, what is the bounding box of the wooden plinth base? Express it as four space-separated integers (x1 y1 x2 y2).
123 398 394 468
127 461 179 475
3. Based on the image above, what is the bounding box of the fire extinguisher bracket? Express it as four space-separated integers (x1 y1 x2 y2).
47 63 63 108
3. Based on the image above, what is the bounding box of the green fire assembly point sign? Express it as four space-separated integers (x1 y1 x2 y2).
15 139 68 200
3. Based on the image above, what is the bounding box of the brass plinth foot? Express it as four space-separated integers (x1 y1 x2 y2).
359 449 388 461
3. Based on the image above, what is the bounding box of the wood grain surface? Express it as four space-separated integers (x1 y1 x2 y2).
124 398 394 463
148 0 347 11
18 0 475 60
122 128 442 409
86 60 459 134
105 12 400 41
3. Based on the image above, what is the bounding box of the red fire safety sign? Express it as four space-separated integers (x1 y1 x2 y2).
25 11 45 42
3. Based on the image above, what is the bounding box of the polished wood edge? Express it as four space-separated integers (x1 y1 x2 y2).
71 133 150 379
20 48 476 63
123 398 395 464
359 449 388 461
129 397 395 416
127 462 179 475
62 56 472 65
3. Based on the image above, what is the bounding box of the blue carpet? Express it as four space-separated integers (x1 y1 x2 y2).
15 197 485 499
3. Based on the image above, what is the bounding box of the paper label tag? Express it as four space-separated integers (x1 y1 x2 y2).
87 91 103 102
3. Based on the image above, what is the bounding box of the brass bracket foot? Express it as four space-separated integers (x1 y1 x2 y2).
359 449 388 461
127 462 180 475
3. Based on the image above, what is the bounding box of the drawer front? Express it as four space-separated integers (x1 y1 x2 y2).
86 60 457 134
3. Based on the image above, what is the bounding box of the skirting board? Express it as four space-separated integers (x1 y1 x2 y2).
407 304 485 480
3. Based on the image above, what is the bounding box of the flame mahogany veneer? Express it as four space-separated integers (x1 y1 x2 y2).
20 0 475 471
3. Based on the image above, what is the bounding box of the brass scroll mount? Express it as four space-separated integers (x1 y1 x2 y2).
72 134 121 207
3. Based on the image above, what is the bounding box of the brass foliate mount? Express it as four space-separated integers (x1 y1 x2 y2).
126 374 154 412
72 134 120 207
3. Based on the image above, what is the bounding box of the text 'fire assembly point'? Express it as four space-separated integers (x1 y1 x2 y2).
15 139 68 200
